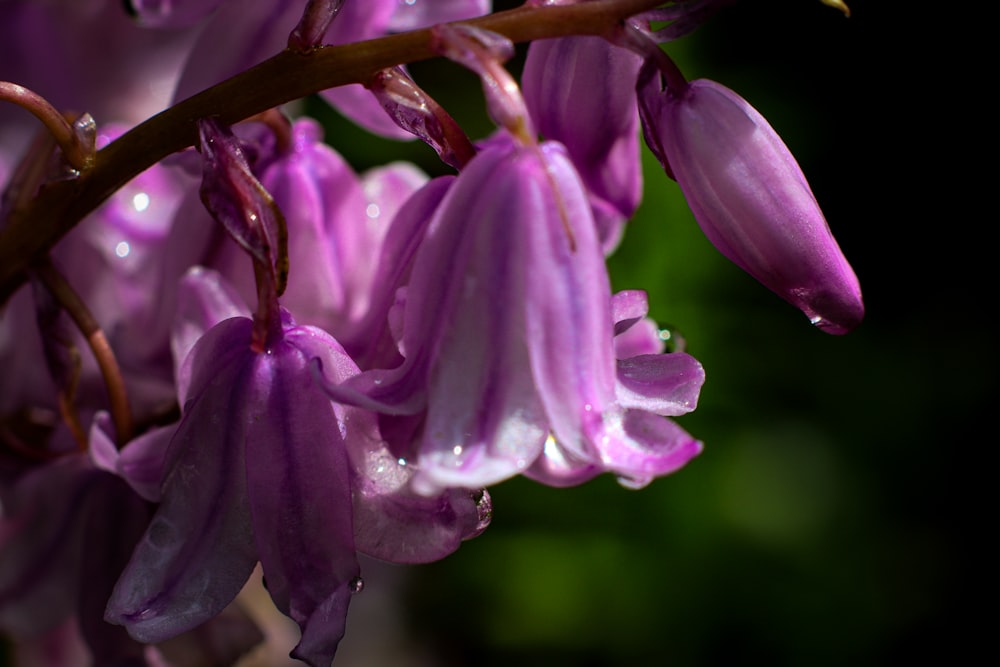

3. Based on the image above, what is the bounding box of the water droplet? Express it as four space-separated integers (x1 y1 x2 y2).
584 403 592 412
809 314 850 335
452 445 463 457
115 241 131 258
397 457 407 467
373 378 383 385
365 203 380 218
131 192 150 212
657 324 686 353
349 576 365 594
470 489 492 536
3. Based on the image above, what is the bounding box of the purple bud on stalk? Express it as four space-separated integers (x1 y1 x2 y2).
641 76 864 334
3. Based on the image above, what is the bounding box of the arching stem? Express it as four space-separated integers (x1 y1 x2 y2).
0 0 664 305
33 258 134 447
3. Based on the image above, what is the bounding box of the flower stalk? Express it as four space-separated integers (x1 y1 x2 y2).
32 258 134 446
0 82 95 173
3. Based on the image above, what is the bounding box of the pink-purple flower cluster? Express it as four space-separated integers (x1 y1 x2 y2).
0 0 862 665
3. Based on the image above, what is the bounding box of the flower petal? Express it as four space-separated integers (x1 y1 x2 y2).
244 339 359 667
106 320 258 644
615 352 705 416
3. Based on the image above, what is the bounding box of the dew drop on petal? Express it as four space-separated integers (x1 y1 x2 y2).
365 203 380 218
658 325 685 353
472 488 493 535
115 241 131 258
132 192 150 212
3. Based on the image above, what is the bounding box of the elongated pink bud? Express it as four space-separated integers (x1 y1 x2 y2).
642 77 864 334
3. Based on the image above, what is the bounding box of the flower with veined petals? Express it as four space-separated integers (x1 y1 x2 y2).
315 134 704 495
106 268 489 666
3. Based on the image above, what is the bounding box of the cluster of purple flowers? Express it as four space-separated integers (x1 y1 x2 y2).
0 0 862 665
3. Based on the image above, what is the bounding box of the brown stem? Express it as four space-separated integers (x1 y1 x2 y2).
0 0 662 305
0 82 94 171
33 258 134 447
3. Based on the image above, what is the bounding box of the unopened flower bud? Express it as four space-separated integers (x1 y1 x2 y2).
642 77 863 334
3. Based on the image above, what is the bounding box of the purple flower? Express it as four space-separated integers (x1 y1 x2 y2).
107 268 489 665
315 135 704 494
522 35 643 252
105 312 360 667
641 76 864 334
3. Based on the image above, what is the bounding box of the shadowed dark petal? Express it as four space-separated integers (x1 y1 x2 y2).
0 457 92 636
89 411 173 503
106 319 258 644
78 474 153 666
245 338 358 667
615 353 705 416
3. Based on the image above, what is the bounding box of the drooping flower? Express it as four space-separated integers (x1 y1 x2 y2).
315 133 704 495
640 74 864 334
105 310 361 667
107 264 490 666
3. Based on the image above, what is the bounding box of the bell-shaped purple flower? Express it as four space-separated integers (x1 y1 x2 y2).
108 266 490 665
105 311 360 667
641 76 864 334
315 135 704 495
